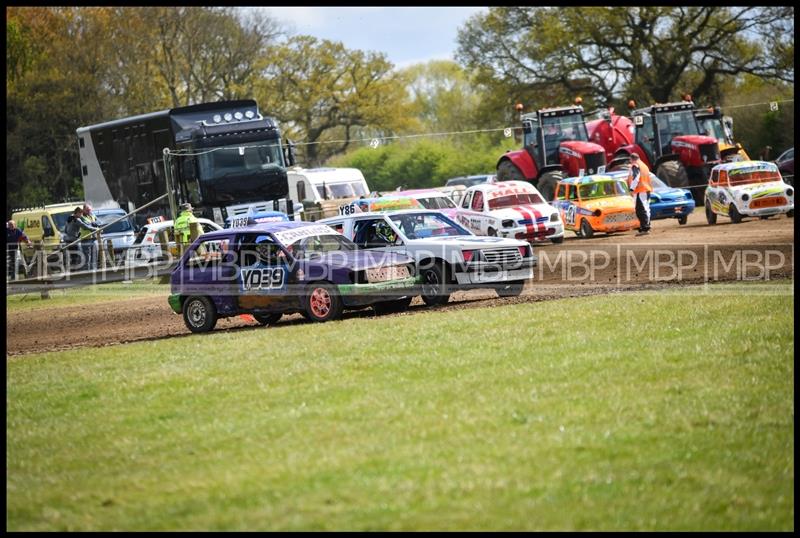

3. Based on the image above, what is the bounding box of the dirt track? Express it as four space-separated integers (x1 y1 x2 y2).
7 211 794 356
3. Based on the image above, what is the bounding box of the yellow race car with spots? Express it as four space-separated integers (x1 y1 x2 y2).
552 174 639 238
704 161 794 224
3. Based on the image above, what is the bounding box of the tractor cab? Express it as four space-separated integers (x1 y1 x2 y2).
522 106 592 168
695 106 749 162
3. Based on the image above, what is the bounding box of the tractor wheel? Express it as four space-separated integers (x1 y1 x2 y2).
537 170 564 202
497 160 526 182
655 160 689 189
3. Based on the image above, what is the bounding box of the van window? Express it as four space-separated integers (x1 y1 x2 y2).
42 216 54 238
297 180 307 202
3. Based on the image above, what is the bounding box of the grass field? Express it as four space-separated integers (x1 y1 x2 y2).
6 279 167 312
6 284 794 530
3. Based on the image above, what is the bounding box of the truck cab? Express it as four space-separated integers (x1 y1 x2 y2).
288 167 371 220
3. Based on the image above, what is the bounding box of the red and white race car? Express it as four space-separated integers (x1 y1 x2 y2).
455 181 565 243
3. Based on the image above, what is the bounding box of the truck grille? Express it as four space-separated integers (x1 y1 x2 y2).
699 143 720 164
481 248 522 265
584 152 606 175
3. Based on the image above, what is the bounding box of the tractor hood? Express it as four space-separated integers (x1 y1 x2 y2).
559 140 606 157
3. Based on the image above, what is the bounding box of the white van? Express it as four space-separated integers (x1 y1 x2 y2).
288 167 370 206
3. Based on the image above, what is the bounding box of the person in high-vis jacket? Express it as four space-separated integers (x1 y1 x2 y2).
627 153 653 235
173 203 198 246
78 203 101 270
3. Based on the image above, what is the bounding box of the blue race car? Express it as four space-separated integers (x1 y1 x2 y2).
648 174 696 225
168 222 418 332
607 170 696 225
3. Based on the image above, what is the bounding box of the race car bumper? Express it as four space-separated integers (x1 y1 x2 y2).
500 222 564 242
454 258 535 286
650 200 696 220
738 201 794 217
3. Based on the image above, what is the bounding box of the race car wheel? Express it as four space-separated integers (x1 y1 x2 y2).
304 282 343 322
495 280 525 298
421 263 450 306
253 313 282 326
729 203 743 224
497 160 526 183
655 160 689 189
580 218 594 239
487 227 497 237
678 215 688 225
183 296 217 333
705 200 717 225
537 170 564 202
551 235 564 244
373 296 413 315
787 209 794 218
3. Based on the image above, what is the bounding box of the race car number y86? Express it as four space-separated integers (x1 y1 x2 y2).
241 267 285 290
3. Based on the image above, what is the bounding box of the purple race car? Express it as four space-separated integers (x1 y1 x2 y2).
168 221 418 332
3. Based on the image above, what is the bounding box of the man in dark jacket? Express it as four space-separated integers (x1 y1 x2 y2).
7 220 32 280
63 206 84 270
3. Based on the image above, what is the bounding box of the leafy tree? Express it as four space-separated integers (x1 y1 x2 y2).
456 6 794 106
255 35 418 166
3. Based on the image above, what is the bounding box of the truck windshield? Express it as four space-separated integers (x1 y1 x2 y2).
316 181 369 199
698 118 725 142
95 212 133 233
197 142 284 181
656 110 699 149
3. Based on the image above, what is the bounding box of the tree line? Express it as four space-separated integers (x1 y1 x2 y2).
6 6 794 216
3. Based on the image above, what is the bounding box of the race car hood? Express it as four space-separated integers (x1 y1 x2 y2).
727 181 790 199
486 204 557 222
411 235 524 248
650 187 691 202
581 196 635 211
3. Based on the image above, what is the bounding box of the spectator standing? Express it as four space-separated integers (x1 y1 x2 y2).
6 220 32 280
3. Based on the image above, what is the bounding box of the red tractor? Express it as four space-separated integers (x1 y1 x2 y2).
606 100 721 202
496 102 609 201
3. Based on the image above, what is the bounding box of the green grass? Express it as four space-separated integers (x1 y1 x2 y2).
6 279 168 311
6 284 794 530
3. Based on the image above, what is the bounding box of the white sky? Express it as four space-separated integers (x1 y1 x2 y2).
252 7 488 69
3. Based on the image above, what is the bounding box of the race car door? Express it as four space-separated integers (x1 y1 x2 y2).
234 232 293 312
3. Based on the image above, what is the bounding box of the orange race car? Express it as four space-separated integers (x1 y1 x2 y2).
552 174 639 238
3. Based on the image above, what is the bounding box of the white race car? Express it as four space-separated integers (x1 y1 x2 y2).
705 160 794 224
126 217 222 264
455 180 565 244
320 209 536 305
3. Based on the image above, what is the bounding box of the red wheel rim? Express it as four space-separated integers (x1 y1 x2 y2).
310 287 331 317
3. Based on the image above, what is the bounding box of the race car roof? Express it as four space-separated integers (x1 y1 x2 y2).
200 220 323 238
560 173 628 185
712 160 778 172
319 209 446 222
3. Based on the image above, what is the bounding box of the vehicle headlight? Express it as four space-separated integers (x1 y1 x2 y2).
593 209 602 217
685 191 693 199
549 213 559 222
502 219 514 228
787 187 794 197
741 193 750 202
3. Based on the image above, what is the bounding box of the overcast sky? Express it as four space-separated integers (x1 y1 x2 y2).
253 7 488 69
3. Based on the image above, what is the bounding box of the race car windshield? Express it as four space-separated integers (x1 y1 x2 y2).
488 192 545 210
727 169 782 186
389 213 470 239
579 181 628 200
291 234 356 259
415 196 456 209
